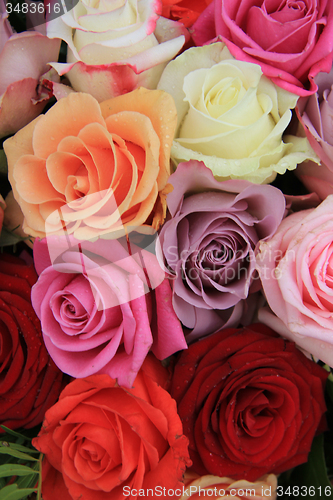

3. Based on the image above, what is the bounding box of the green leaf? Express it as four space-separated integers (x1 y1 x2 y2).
1 443 39 455
280 435 332 500
16 472 39 490
0 427 31 441
326 372 333 404
0 228 26 248
0 484 36 500
0 464 38 478
0 448 38 462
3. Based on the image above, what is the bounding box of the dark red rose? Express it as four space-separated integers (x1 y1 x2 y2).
171 323 328 481
0 253 64 430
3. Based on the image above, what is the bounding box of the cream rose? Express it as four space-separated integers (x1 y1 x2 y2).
48 0 187 101
177 473 277 500
157 43 318 184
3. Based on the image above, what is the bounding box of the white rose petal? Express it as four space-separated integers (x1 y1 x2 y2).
158 42 319 183
47 0 187 100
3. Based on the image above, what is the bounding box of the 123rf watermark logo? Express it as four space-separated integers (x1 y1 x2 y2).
5 0 79 27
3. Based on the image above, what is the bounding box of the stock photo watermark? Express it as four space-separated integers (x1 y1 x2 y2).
123 485 274 497
4 0 78 28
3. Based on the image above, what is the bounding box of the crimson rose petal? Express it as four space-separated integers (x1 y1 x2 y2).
171 323 328 481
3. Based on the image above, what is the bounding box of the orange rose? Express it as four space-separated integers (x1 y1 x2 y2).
4 89 176 240
32 355 191 500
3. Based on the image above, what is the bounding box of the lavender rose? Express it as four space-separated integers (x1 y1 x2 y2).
31 234 187 388
296 65 333 199
157 161 285 340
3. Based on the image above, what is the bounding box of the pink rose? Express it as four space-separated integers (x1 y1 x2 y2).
256 196 333 365
31 235 187 388
0 0 12 51
296 66 333 199
0 3 62 138
192 0 333 96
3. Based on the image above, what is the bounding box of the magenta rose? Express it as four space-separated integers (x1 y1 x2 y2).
256 195 333 366
157 161 285 341
192 0 333 96
31 235 187 388
296 66 333 199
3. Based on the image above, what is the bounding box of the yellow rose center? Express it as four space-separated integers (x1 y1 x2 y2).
204 77 247 119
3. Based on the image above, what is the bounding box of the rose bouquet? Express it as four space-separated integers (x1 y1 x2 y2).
1 1 333 499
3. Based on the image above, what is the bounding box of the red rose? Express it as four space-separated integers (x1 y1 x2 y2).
0 253 64 430
161 0 212 28
171 324 327 481
33 355 191 500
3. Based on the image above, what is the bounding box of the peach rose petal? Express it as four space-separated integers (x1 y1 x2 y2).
105 111 160 205
46 150 90 195
5 90 177 239
76 124 116 188
32 93 106 159
100 87 177 189
121 184 159 226
21 199 57 236
5 115 37 164
13 156 61 204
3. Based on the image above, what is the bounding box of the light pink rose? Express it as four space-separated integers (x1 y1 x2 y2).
0 0 12 51
192 0 333 96
296 65 333 199
0 23 61 138
47 0 188 101
31 235 187 388
256 196 333 365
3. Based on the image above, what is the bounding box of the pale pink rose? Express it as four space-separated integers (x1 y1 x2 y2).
296 66 333 199
31 235 187 388
256 196 333 365
0 0 12 51
0 28 61 138
192 0 333 96
176 473 277 499
47 0 188 101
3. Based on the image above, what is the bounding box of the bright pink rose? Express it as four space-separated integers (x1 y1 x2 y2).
296 66 333 199
256 196 333 365
31 235 187 388
192 0 333 96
